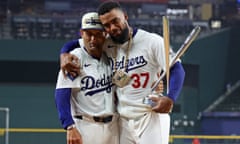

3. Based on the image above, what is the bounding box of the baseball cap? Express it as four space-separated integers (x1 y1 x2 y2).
81 12 103 30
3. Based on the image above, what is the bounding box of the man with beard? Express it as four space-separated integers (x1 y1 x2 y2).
59 1 185 144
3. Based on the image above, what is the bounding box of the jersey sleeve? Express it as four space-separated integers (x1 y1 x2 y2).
55 70 79 129
60 39 81 54
55 47 83 129
55 88 74 129
150 33 166 72
168 61 185 102
56 70 81 89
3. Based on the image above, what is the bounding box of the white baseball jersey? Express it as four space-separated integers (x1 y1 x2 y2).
103 29 167 119
56 47 115 117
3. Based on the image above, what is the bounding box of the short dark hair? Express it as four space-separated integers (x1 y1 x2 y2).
98 1 123 15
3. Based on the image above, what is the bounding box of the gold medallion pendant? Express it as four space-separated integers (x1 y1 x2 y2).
112 70 131 88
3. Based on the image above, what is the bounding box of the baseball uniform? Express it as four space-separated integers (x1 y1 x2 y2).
102 28 183 144
56 46 119 144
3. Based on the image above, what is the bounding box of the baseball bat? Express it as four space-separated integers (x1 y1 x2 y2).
151 26 201 92
163 16 170 94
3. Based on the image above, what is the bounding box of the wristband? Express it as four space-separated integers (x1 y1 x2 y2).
67 124 76 130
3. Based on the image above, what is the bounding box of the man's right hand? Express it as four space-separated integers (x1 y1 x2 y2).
60 53 80 78
67 127 83 144
150 96 173 113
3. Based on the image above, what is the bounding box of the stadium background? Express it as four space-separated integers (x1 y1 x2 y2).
0 0 240 143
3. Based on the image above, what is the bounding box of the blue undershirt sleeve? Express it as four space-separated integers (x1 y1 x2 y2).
55 88 74 130
167 61 185 102
60 39 80 54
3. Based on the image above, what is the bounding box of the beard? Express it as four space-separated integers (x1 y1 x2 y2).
110 26 129 44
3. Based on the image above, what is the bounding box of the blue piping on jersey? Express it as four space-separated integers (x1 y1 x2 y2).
132 27 138 37
67 73 76 81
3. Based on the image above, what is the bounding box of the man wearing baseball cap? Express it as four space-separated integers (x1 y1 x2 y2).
55 12 119 144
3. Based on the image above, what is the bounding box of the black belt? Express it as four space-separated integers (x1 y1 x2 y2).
75 115 113 123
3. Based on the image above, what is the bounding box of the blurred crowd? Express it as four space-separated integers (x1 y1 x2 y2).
0 0 239 42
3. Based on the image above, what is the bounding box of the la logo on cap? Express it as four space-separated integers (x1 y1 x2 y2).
82 12 103 30
85 17 101 25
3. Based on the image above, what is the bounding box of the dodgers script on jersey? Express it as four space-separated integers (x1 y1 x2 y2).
56 47 115 116
103 29 167 119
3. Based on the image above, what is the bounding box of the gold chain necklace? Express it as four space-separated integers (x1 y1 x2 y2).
113 30 133 73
